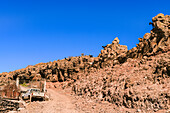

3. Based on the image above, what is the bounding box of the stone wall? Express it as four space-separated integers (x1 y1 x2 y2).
0 99 24 112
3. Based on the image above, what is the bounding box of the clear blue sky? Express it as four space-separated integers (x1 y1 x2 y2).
0 0 169 73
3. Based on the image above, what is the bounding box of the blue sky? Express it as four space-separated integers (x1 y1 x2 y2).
0 0 169 73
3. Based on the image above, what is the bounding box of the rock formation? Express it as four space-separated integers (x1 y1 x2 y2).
72 51 170 112
0 37 127 83
127 13 170 59
69 13 170 112
0 13 169 112
98 37 128 67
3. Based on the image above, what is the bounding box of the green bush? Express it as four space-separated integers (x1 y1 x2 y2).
20 82 28 87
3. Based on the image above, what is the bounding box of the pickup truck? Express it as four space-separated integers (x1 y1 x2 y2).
22 88 45 100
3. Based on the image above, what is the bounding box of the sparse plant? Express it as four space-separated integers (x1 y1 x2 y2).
20 82 28 87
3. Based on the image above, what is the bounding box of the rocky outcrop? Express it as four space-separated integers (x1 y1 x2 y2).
71 51 170 112
97 37 128 67
0 37 128 83
64 13 170 112
0 13 169 84
0 13 169 112
127 13 170 59
0 55 96 82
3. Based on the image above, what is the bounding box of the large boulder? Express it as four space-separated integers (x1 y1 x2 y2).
127 13 170 58
98 37 128 67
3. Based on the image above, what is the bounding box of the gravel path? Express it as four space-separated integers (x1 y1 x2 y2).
19 88 79 113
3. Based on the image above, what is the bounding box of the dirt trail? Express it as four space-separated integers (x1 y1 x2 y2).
20 88 79 113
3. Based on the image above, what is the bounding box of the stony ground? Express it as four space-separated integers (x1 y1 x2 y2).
18 86 170 113
18 88 133 113
19 88 78 113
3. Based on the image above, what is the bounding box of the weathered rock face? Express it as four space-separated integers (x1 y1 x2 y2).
127 13 170 59
0 55 97 82
0 13 169 112
71 51 170 112
0 38 128 83
0 14 169 83
97 37 128 67
63 13 170 112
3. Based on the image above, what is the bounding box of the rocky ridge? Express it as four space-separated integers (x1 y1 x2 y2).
0 37 128 83
0 13 169 112
1 14 169 83
127 13 170 59
71 51 170 112
68 13 170 112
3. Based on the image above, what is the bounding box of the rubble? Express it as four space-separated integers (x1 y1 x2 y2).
0 99 25 112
